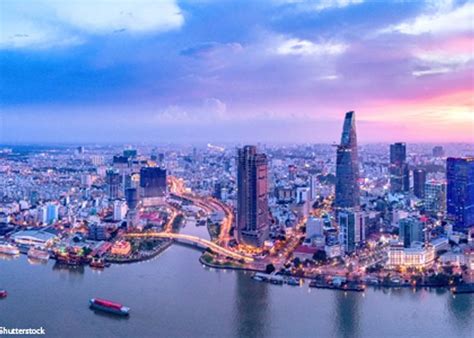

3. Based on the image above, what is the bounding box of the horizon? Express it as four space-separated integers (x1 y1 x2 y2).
1 0 473 143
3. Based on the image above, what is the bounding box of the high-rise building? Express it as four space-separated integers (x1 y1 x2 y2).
424 181 446 214
140 167 167 198
46 203 59 224
309 175 318 201
113 200 128 221
399 217 424 248
123 149 137 159
413 169 426 199
213 182 222 200
390 142 409 193
335 111 360 208
125 188 139 210
106 168 121 200
338 209 365 254
236 145 269 247
447 157 474 230
432 146 445 157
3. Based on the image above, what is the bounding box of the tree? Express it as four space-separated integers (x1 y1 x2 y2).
265 264 275 274
313 250 327 263
82 247 92 257
443 265 454 275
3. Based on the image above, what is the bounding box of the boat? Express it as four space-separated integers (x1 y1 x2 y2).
287 277 301 286
27 247 50 261
90 258 105 269
0 243 20 256
452 284 474 294
252 275 266 282
309 280 365 292
0 289 7 298
89 298 130 316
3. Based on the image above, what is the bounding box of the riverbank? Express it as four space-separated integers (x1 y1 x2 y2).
199 253 265 273
106 240 173 264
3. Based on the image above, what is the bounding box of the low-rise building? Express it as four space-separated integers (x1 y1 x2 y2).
11 229 57 248
110 240 132 256
388 242 435 269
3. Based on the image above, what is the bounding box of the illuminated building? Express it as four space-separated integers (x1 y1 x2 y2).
236 145 269 247
388 242 435 269
110 241 132 256
424 180 446 214
390 142 409 193
335 111 360 208
446 157 474 230
338 209 365 254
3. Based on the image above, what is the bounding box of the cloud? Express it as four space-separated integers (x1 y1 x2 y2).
382 2 474 36
412 51 474 77
51 0 184 34
318 74 340 80
180 42 243 58
0 0 184 49
276 0 364 12
154 98 228 124
0 18 83 49
276 38 347 56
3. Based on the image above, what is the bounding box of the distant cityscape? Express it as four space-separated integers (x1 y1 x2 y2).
0 111 473 297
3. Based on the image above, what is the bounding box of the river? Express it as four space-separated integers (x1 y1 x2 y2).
0 220 473 338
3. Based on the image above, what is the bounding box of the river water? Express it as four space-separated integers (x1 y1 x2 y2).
0 220 473 338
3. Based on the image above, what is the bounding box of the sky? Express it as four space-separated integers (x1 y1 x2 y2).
0 0 473 144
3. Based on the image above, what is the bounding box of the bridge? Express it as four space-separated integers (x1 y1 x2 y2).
124 232 254 262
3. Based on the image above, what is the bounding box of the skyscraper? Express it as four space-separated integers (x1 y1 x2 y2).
236 145 269 247
335 111 360 208
399 217 425 248
447 157 474 230
338 209 365 254
140 167 167 198
424 180 446 214
106 168 121 200
413 169 426 199
125 188 139 210
390 142 409 193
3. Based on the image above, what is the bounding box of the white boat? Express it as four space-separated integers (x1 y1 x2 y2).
27 247 50 261
0 243 20 255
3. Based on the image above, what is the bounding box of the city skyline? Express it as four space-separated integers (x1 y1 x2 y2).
1 0 473 144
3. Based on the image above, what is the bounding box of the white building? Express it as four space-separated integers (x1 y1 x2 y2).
113 200 128 221
388 242 435 268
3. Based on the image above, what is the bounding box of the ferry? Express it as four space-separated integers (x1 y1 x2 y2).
27 247 50 261
0 289 7 298
89 298 130 316
0 243 20 256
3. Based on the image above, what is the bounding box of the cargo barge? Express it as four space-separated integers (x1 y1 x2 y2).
89 298 130 316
